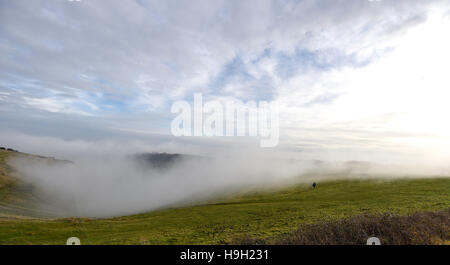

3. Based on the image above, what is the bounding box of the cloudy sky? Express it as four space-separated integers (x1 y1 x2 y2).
1 0 450 163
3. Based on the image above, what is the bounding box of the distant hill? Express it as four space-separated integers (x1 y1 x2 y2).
131 152 204 170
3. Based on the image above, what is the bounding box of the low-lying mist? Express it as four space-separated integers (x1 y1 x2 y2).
9 151 450 218
9 153 307 217
3 132 450 218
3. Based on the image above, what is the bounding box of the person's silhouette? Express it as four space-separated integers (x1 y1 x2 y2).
312 182 317 188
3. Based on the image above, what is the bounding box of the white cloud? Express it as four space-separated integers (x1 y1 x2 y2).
23 96 92 116
273 8 450 162
1 0 450 163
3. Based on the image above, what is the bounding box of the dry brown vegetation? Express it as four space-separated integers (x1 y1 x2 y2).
234 209 450 245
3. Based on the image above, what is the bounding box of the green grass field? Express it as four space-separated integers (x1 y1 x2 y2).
0 149 449 245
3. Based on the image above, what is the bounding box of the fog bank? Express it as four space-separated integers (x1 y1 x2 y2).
3 132 450 217
9 152 450 218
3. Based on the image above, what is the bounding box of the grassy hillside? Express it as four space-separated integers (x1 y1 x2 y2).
0 150 64 219
0 150 40 218
0 149 449 245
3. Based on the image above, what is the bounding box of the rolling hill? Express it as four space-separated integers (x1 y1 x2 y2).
0 149 449 244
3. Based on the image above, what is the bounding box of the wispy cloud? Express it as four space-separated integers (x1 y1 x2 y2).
1 0 450 161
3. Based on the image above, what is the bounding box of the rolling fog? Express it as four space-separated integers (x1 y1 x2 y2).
9 153 310 217
8 150 450 218
3 132 450 218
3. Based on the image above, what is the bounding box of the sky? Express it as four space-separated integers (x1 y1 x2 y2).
1 0 450 165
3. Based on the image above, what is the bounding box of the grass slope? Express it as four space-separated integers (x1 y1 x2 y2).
0 150 62 219
0 149 449 244
0 150 38 218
